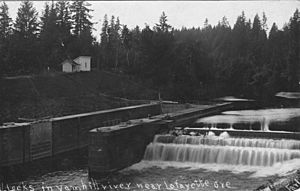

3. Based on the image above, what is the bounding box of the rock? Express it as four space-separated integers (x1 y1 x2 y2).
255 169 300 191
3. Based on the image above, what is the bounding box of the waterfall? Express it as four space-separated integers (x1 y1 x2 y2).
144 134 300 166
153 134 300 149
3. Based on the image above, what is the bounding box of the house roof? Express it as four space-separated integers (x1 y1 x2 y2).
74 56 91 61
75 55 91 58
61 59 80 65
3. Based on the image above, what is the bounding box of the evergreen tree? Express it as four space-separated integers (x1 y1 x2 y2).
106 15 121 70
0 1 11 39
203 18 212 30
40 3 50 29
221 16 230 28
251 14 267 68
100 14 108 46
69 0 94 56
70 0 93 36
130 25 141 73
0 1 297 101
0 1 12 75
14 1 39 39
252 14 262 37
155 12 171 32
114 17 121 69
232 11 251 57
121 25 132 67
100 14 109 69
56 1 72 44
12 1 40 74
225 12 253 95
266 23 287 93
287 9 300 91
262 12 268 31
139 13 174 90
40 2 62 71
202 18 213 50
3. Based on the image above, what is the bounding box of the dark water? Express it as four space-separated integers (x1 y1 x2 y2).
6 165 278 191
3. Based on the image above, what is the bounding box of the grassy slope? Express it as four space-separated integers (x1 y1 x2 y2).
0 71 158 123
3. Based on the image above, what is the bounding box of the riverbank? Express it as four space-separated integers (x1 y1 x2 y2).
0 71 157 124
255 169 300 190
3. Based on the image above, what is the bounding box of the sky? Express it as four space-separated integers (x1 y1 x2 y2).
5 1 300 39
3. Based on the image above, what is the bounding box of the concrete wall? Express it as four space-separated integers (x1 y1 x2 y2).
30 121 52 160
88 120 169 177
0 124 30 167
51 103 162 155
0 103 162 168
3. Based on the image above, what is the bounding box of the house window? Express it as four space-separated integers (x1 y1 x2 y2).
85 62 87 68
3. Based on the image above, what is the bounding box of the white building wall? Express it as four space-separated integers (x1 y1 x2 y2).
62 62 73 73
73 56 91 71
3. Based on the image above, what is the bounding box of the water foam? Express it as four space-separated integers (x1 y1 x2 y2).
140 133 300 178
154 134 300 149
195 108 300 131
144 143 300 166
127 159 300 178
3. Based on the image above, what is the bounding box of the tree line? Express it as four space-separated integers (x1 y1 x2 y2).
0 1 299 100
0 0 94 74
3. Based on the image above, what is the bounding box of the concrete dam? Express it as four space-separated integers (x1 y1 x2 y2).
1 98 300 191
88 102 234 176
0 101 233 178
87 102 300 177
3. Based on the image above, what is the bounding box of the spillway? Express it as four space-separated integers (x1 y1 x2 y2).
144 134 300 166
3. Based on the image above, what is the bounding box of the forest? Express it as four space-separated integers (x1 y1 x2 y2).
0 1 299 101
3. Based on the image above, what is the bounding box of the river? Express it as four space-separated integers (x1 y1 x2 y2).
5 108 300 191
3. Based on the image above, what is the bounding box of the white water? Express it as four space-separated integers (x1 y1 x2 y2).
144 143 300 166
195 108 300 131
219 131 230 138
138 108 300 187
153 134 300 149
140 133 300 178
129 158 300 178
144 134 300 167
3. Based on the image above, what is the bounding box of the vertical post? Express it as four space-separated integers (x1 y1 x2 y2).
158 91 162 114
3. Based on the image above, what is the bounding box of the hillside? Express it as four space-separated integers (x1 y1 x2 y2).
0 71 158 123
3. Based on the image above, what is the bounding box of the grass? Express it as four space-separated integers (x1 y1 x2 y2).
0 71 158 123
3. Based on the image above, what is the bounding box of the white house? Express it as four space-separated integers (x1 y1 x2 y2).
62 56 91 73
61 59 80 73
73 56 91 72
